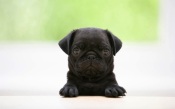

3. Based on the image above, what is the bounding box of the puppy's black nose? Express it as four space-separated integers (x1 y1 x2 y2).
87 55 96 60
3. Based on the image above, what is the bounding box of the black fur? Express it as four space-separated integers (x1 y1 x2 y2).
59 27 126 97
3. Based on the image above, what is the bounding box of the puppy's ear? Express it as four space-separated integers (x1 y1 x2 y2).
58 30 77 55
105 30 122 55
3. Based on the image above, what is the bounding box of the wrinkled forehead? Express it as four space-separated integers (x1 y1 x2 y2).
73 28 109 44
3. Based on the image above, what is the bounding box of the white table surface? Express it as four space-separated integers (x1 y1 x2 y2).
1 96 175 109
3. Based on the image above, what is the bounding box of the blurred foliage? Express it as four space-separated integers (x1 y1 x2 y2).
0 0 158 41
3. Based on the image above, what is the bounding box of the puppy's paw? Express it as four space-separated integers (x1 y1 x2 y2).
105 85 126 97
59 85 79 97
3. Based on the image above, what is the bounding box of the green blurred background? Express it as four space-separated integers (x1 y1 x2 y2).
0 0 158 41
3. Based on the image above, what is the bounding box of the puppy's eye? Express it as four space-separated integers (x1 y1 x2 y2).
73 47 80 55
103 48 110 56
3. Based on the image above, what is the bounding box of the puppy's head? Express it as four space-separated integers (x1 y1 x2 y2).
59 28 122 81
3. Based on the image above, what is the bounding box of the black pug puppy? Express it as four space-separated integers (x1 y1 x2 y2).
59 27 126 97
